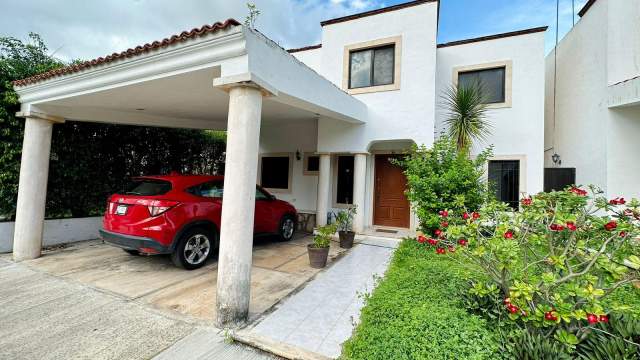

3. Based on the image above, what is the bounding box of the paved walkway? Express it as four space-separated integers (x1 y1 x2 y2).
0 257 272 360
247 243 395 358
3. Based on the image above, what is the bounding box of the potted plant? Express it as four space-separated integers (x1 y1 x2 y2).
334 206 357 248
308 223 336 268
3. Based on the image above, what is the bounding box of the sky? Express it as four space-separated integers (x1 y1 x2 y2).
0 0 588 62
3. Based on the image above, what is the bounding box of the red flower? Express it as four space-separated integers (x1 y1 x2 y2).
587 313 599 324
609 197 626 205
472 212 480 220
599 315 609 323
570 187 588 196
458 239 468 246
521 198 532 206
566 222 577 231
417 235 427 243
463 212 470 220
436 248 446 255
503 298 511 305
434 229 442 237
504 231 514 239
550 224 565 231
604 221 618 231
448 246 456 253
508 304 519 314
427 238 438 246
619 231 627 238
439 210 449 217
544 311 558 321
441 221 449 228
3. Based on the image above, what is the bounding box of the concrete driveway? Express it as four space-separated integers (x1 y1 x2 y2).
0 234 347 359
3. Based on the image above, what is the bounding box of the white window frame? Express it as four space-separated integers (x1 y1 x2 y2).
258 153 293 194
342 36 402 95
453 60 513 109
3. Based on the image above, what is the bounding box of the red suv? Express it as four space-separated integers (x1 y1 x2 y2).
100 175 297 269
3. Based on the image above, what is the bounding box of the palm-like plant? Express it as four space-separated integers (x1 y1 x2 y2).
441 82 492 154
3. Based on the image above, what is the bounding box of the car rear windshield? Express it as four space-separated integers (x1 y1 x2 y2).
118 179 172 196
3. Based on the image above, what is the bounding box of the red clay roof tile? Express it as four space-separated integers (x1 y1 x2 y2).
12 18 240 87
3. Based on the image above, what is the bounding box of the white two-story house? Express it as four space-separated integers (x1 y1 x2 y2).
279 0 546 233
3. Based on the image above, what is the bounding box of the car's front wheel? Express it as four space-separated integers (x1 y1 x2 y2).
171 227 216 270
278 214 296 241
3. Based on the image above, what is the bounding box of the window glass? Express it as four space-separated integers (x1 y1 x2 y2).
349 49 372 89
373 46 394 86
306 156 320 172
336 156 354 204
488 160 520 209
256 187 271 200
458 67 506 103
188 180 224 198
120 179 171 196
261 156 290 190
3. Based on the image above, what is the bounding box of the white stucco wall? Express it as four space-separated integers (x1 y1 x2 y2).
259 119 319 213
436 32 547 195
314 1 439 152
606 107 640 199
0 217 102 253
291 47 322 72
544 0 609 191
606 0 640 86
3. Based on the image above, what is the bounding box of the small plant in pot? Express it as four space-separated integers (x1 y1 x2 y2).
334 206 357 248
308 223 336 269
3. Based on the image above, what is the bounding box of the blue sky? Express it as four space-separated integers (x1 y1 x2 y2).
0 0 588 61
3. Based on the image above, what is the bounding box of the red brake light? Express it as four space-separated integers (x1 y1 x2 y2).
147 200 179 217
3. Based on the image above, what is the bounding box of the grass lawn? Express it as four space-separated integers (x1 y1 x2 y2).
341 239 500 360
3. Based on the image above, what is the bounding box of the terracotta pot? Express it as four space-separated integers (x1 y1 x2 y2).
338 231 355 249
307 244 329 268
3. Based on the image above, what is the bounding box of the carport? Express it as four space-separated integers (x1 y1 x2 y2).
11 19 367 327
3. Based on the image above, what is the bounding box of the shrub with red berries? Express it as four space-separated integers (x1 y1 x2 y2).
431 185 640 347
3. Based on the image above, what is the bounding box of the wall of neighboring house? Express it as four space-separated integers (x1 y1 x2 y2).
607 107 640 199
436 31 547 196
258 119 319 213
606 0 640 86
544 0 609 192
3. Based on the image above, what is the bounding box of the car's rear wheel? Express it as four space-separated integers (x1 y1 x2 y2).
122 249 141 256
171 227 216 270
278 214 296 241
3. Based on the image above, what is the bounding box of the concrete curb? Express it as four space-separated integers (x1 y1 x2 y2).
232 331 333 360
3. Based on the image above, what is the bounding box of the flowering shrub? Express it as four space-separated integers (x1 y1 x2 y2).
417 186 640 348
395 137 491 234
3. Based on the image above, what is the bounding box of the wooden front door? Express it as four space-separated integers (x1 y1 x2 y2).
374 154 410 228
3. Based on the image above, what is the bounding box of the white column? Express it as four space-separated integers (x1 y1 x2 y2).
13 117 56 261
352 153 367 233
316 153 331 227
216 85 263 327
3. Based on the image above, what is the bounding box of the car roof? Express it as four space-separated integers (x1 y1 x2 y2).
134 174 223 189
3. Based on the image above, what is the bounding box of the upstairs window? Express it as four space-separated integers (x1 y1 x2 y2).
458 66 506 104
349 45 395 89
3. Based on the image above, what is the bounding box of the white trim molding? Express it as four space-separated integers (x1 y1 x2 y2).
452 60 513 109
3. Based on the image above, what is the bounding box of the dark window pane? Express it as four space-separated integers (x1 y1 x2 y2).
307 156 320 172
349 50 372 88
488 160 520 209
544 168 576 192
336 156 354 204
188 180 224 198
373 46 394 86
120 179 171 196
256 187 270 200
459 67 506 103
261 156 289 189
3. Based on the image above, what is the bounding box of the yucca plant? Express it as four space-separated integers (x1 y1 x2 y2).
441 81 491 154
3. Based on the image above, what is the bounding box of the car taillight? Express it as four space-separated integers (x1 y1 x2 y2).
147 200 179 217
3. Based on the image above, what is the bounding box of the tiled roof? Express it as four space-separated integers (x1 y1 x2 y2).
437 26 548 48
320 0 437 27
12 19 240 87
287 44 322 53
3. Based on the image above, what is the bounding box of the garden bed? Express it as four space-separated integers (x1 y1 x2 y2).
341 239 499 360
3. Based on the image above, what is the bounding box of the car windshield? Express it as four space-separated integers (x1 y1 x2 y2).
119 179 172 196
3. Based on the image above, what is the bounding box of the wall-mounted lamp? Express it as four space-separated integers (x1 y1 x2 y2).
296 150 302 161
552 153 562 166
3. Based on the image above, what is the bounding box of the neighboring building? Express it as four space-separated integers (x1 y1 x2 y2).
545 0 640 199
287 0 546 229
